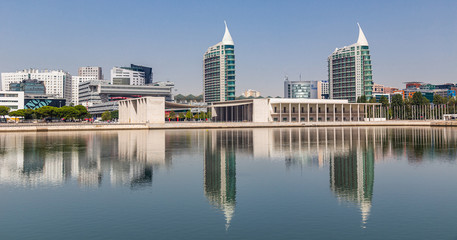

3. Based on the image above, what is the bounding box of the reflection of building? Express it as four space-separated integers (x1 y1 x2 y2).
204 130 237 229
330 138 374 227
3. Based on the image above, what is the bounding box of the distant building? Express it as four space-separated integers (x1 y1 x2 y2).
243 89 261 98
284 77 318 99
24 96 66 109
318 80 329 99
128 64 153 85
1 69 72 102
203 21 235 103
78 66 103 80
9 79 46 96
383 87 398 94
328 24 373 102
0 91 24 110
373 93 391 103
71 76 99 105
110 67 145 85
373 84 384 94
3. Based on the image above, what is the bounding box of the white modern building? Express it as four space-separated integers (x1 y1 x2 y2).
318 80 329 99
78 66 103 80
71 76 99 105
110 67 145 85
1 69 72 102
203 21 235 102
284 77 319 99
0 91 24 110
328 23 373 102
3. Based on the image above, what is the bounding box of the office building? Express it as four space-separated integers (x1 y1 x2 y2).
1 69 72 102
203 21 235 102
0 91 24 110
328 23 373 102
24 96 66 109
78 67 103 80
9 79 46 96
128 64 153 84
284 77 318 99
71 76 99 105
318 80 329 99
110 67 145 85
373 84 384 94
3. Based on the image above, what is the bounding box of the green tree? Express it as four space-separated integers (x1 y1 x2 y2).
357 95 367 103
101 111 112 121
391 94 404 108
168 111 176 120
74 105 89 120
412 92 425 105
178 112 185 120
58 106 79 120
379 96 389 107
369 97 377 103
433 94 447 105
185 110 193 120
8 110 23 122
35 106 57 120
0 106 10 121
111 110 119 119
206 111 212 120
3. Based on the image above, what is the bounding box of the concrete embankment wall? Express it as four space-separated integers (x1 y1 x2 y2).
1 121 457 133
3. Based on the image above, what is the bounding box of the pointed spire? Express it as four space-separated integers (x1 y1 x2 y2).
222 21 234 45
357 23 368 45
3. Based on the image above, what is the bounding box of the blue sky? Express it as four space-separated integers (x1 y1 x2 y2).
0 0 456 96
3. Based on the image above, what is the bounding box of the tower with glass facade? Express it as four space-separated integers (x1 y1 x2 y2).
328 23 373 102
203 21 235 103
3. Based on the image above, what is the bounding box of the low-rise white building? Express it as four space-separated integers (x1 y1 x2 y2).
0 91 24 110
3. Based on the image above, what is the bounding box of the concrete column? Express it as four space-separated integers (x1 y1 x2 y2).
307 103 310 122
298 103 301 122
333 104 335 122
289 103 291 122
358 104 360 122
372 105 375 121
350 104 352 121
316 104 318 122
279 103 282 122
325 103 327 122
341 104 344 122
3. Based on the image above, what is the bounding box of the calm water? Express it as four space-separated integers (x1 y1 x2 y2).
0 127 456 239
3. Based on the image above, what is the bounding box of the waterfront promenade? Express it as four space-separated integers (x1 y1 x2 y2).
1 120 457 132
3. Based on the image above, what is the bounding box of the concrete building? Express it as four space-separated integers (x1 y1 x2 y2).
9 79 46 96
78 67 103 80
284 77 318 99
24 96 66 109
110 67 145 85
243 89 261 98
318 80 329 99
71 76 99 105
203 21 235 103
328 23 373 102
119 97 382 123
127 64 153 85
1 69 72 103
373 83 384 94
0 91 24 110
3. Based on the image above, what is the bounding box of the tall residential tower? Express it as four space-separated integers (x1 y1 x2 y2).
328 24 373 102
203 21 235 103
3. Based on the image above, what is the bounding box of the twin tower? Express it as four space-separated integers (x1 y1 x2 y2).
203 22 372 103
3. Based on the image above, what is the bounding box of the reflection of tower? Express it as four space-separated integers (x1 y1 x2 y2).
204 130 236 230
330 144 374 227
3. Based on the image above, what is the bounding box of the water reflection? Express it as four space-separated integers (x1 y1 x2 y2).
0 127 456 229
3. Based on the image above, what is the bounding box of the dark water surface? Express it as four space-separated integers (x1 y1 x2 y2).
0 127 456 239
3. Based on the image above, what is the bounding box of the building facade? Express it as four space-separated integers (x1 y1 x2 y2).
0 91 24 110
318 80 329 99
110 67 145 85
71 76 99 105
203 21 235 103
1 69 72 103
78 67 103 80
284 77 318 99
373 83 384 94
128 64 153 84
328 24 373 102
9 79 46 96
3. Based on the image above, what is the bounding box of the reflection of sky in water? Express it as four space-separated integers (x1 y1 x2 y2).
0 127 456 239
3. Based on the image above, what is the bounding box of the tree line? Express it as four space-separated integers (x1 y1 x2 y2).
0 105 90 122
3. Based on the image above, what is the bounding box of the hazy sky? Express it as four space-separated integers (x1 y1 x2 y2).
0 0 456 96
